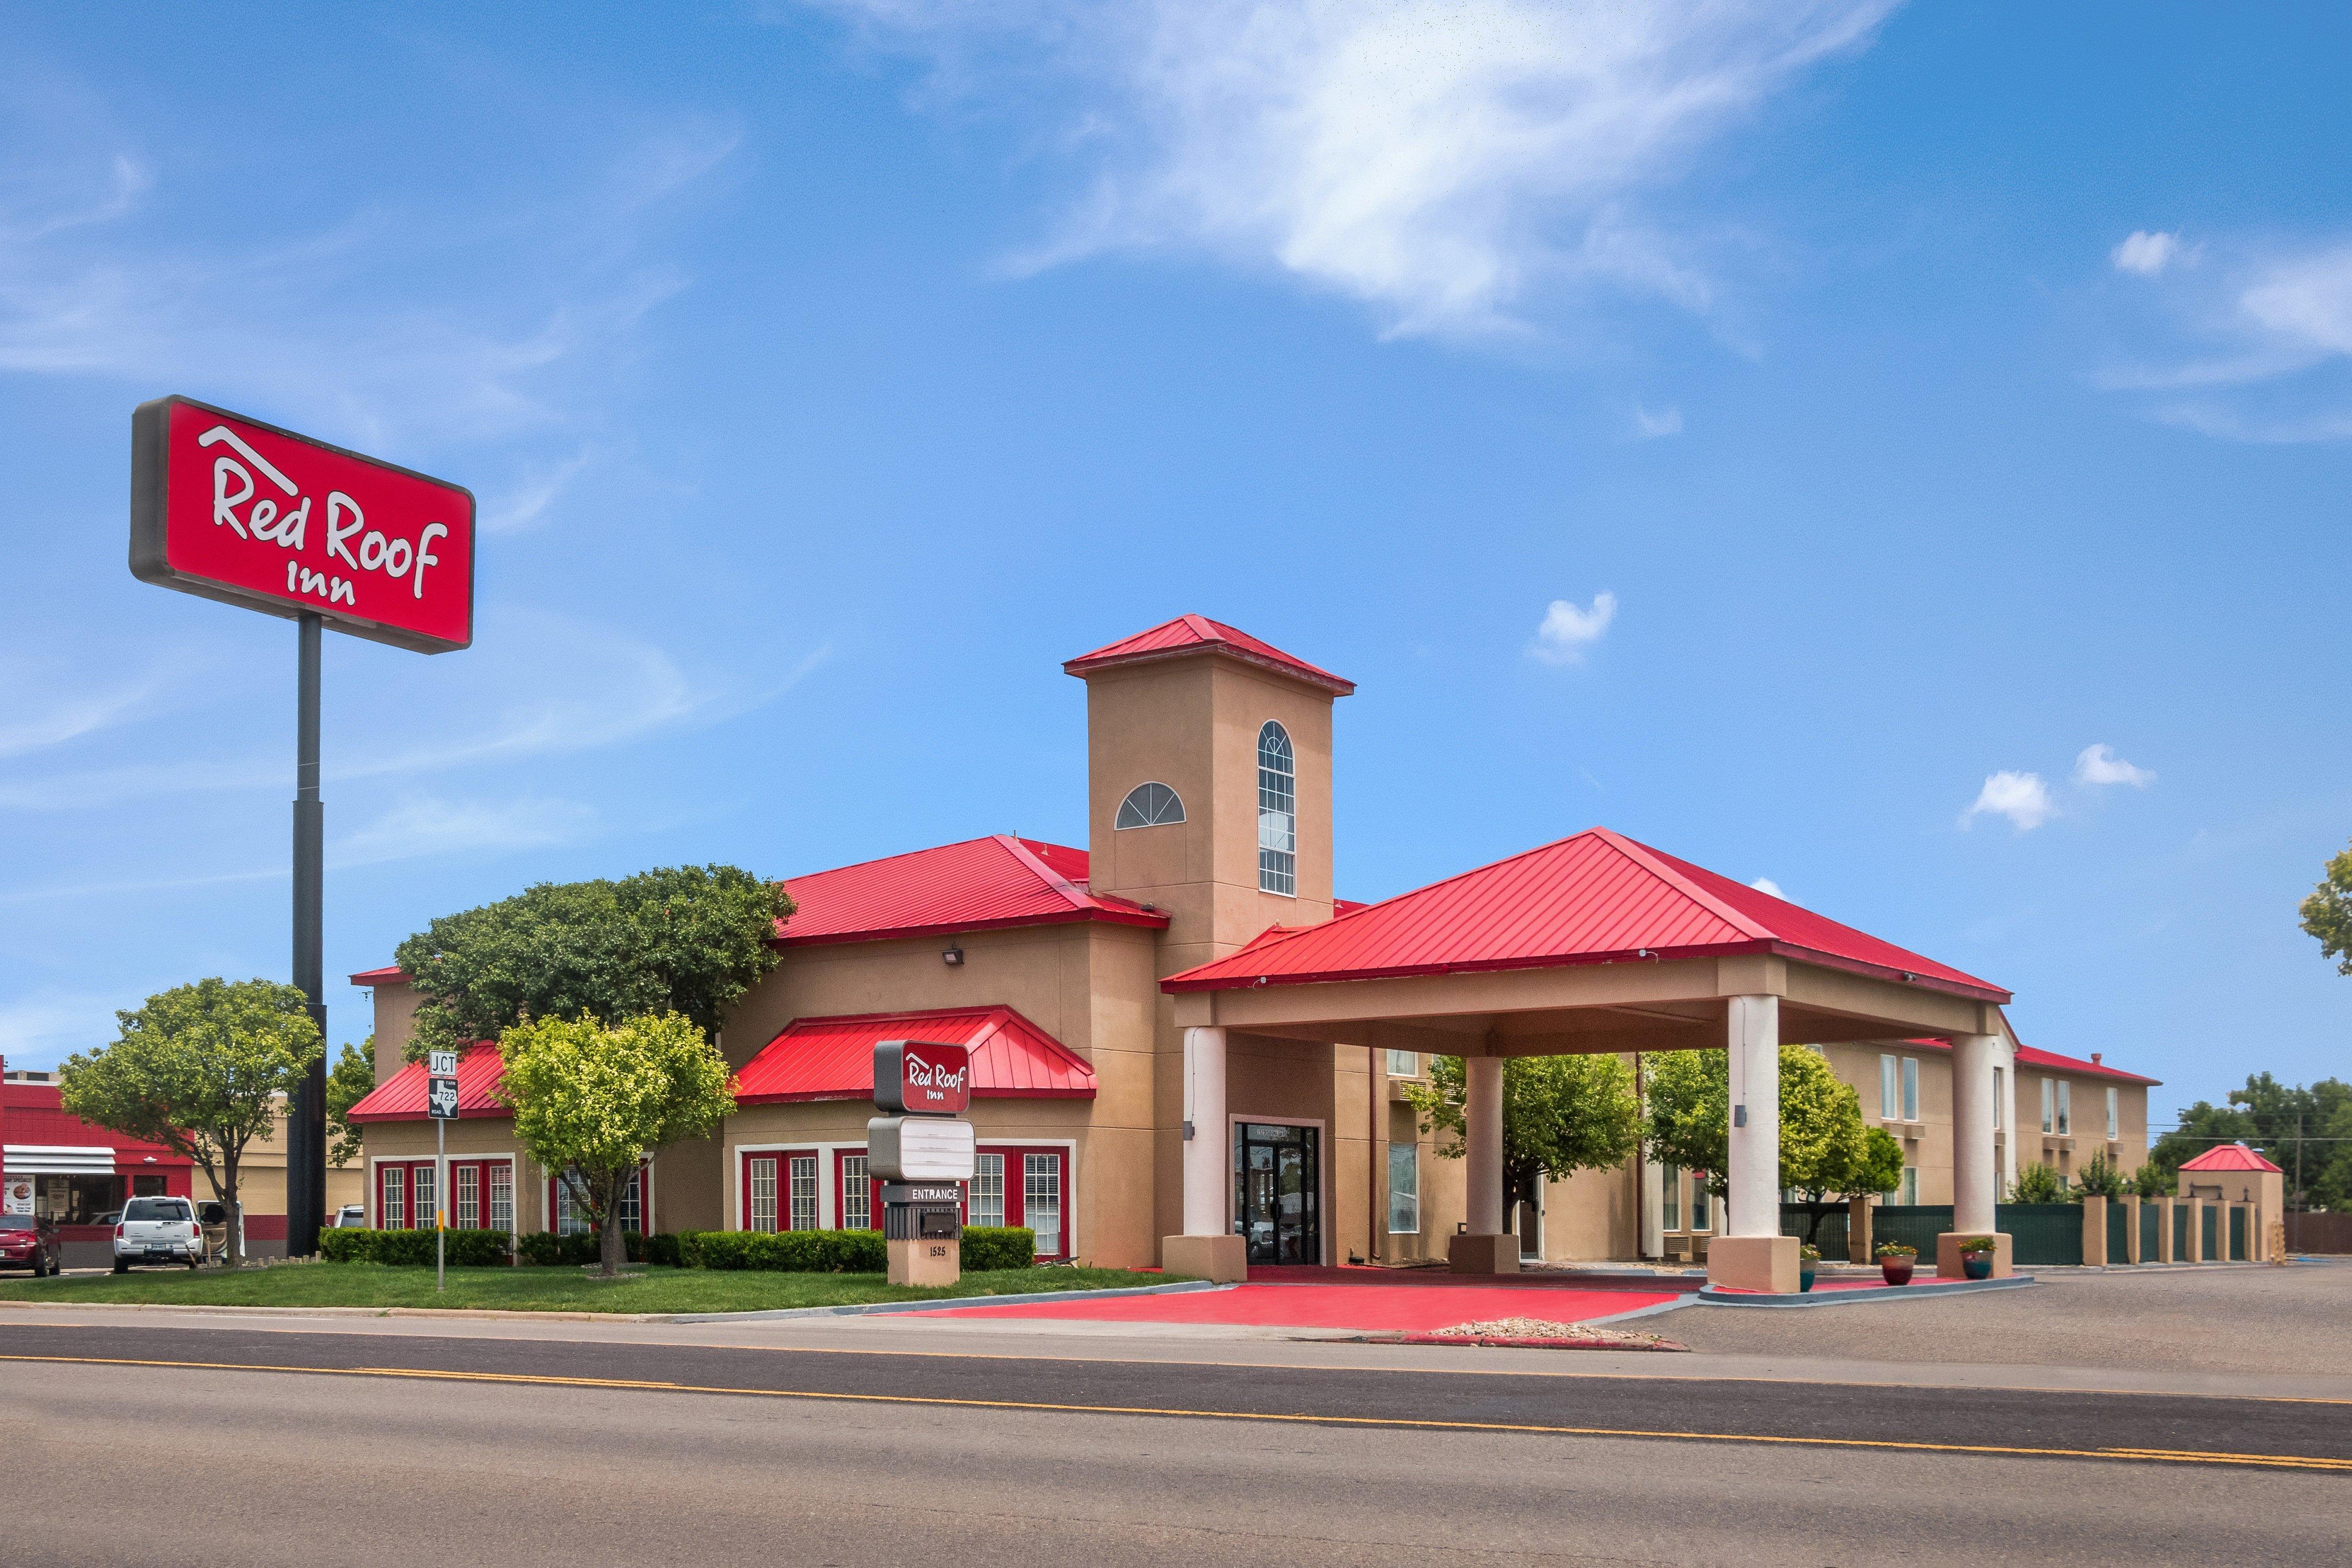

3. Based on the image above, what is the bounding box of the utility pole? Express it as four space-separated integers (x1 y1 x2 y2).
287 611 327 1259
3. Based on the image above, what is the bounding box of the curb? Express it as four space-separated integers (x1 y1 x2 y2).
662 1279 1229 1323
1352 1332 1690 1352
1697 1274 2037 1308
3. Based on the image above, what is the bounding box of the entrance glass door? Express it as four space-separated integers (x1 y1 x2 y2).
1233 1122 1320 1265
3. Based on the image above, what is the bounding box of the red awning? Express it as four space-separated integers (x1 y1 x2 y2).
735 1006 1097 1105
347 1043 505 1123
2179 1142 2281 1174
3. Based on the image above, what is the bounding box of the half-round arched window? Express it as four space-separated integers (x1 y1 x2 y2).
1257 721 1296 895
1115 781 1186 829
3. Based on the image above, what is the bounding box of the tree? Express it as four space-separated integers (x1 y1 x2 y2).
324 1040 377 1169
2074 1152 2128 1200
59 978 321 1268
1401 1053 1643 1236
2300 838 2352 975
2146 1073 2352 1210
2129 1160 2170 1199
2008 1161 2065 1203
497 1011 734 1276
395 865 793 1060
1643 1046 1903 1245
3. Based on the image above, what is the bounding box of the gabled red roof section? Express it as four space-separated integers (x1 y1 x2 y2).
1163 827 2009 1002
776 835 1166 947
349 965 408 987
1064 615 1355 696
735 1006 1097 1104
347 1043 506 1123
1903 1036 2159 1087
2180 1142 2281 1173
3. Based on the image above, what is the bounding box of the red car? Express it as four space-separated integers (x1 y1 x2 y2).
0 1212 62 1276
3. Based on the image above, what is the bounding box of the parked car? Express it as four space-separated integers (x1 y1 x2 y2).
112 1196 204 1272
331 1205 368 1228
0 1213 62 1276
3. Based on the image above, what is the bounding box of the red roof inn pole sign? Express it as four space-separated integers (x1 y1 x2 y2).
130 395 475 1259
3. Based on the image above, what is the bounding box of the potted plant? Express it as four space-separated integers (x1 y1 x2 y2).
1875 1241 1917 1286
1955 1235 1998 1281
1797 1242 1820 1293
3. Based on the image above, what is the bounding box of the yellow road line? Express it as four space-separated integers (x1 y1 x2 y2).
4 1352 2347 1473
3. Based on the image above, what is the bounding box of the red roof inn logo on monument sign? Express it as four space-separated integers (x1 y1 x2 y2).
130 396 475 653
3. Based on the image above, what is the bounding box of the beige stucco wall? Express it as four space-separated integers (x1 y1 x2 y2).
365 981 421 1080
2016 1064 2149 1187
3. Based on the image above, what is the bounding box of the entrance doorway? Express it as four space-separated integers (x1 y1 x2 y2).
1233 1122 1320 1265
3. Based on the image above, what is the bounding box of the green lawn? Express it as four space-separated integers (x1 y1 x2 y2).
0 1263 1178 1315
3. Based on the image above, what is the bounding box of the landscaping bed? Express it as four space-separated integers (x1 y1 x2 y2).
0 1263 1177 1315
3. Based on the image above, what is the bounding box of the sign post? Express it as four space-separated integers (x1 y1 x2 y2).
131 396 473 1259
867 1041 973 1287
426 1050 458 1292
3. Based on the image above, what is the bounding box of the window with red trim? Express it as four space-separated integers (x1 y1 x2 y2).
740 1149 818 1232
549 1165 649 1236
835 1150 877 1232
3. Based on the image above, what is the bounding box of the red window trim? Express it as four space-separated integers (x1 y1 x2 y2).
376 1157 514 1230
833 1149 878 1233
739 1148 818 1232
976 1143 1072 1260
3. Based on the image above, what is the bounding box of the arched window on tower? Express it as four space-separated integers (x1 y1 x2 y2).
1257 721 1296 895
1115 781 1185 829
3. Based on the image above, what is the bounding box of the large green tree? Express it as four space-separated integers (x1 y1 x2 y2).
60 978 322 1268
2147 1071 2352 1210
2300 838 2352 975
1402 1053 1643 1237
497 1011 735 1276
395 864 793 1059
1645 1045 1904 1245
324 1040 377 1170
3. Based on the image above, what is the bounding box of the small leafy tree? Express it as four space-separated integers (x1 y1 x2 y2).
396 864 793 1060
497 1011 734 1276
1401 1053 1642 1236
2299 838 2352 975
324 1040 376 1169
2008 1161 2065 1203
2130 1160 2170 1199
1644 1046 1901 1246
59 978 321 1267
2074 1152 2128 1200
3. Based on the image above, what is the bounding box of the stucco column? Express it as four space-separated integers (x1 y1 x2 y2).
1464 1053 1506 1235
1724 995 1779 1238
1181 1026 1227 1237
1952 1032 2001 1234
1999 1041 2019 1195
1640 1158 1666 1259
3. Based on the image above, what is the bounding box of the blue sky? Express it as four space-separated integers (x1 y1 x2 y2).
3 2 2347 1116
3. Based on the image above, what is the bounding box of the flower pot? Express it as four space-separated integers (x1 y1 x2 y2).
1962 1253 1993 1281
1880 1259 1914 1286
1798 1267 1816 1293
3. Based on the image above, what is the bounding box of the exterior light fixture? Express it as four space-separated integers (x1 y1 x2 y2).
942 943 964 967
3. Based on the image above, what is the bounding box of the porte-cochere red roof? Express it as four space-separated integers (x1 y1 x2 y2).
735 1006 1097 1104
1162 826 2009 1002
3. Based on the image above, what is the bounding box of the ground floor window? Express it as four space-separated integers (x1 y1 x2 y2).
1900 1167 1919 1206
1386 1143 1419 1234
741 1150 818 1233
1024 1154 1064 1258
837 1152 871 1231
28 1173 123 1226
553 1166 645 1236
971 1154 1006 1228
1663 1165 1681 1231
380 1165 405 1228
738 1143 1073 1256
1689 1181 1711 1233
789 1156 818 1231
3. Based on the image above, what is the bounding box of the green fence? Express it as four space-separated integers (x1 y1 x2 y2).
1779 1205 1849 1256
2175 1203 2189 1260
2201 1204 2219 1261
2230 1207 2247 1261
1867 1205 1953 1259
1999 1203 2083 1265
2140 1200 2161 1261
2107 1204 2130 1264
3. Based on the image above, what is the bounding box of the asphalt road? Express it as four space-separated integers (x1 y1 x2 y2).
5 1320 2346 1566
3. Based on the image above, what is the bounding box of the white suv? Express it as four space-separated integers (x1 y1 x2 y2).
113 1196 205 1271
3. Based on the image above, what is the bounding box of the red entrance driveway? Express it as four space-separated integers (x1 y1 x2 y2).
917 1268 1692 1333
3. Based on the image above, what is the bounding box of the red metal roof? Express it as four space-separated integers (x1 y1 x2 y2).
349 965 408 986
735 1006 1097 1104
1162 826 2009 1001
1903 1036 2159 1087
2180 1142 2281 1173
1063 615 1355 696
777 835 1166 947
347 1043 507 1123
1 1081 191 1167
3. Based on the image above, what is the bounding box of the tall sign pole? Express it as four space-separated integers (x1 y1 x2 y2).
132 395 474 1259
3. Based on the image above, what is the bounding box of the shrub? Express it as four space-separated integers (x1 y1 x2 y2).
681 1229 889 1273
959 1226 1035 1272
1954 1235 1999 1254
1796 1243 1821 1263
515 1231 595 1267
317 1227 511 1266
1874 1242 1917 1259
635 1231 682 1267
2007 1162 2065 1204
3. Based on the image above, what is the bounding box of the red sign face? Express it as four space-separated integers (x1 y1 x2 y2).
873 1040 972 1116
131 396 475 653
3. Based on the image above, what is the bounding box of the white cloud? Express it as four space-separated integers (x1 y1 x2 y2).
803 0 1898 337
1961 770 2055 832
1634 402 1684 439
2111 230 2183 276
330 794 596 869
2074 743 2153 788
1529 591 1617 665
1749 876 1785 899
482 446 599 534
0 990 126 1069
0 665 167 757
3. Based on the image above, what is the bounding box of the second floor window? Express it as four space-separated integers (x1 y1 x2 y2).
2056 1081 2072 1136
1901 1057 1919 1122
2105 1086 2119 1140
2042 1078 2055 1134
1258 721 1296 895
1386 1050 1418 1078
